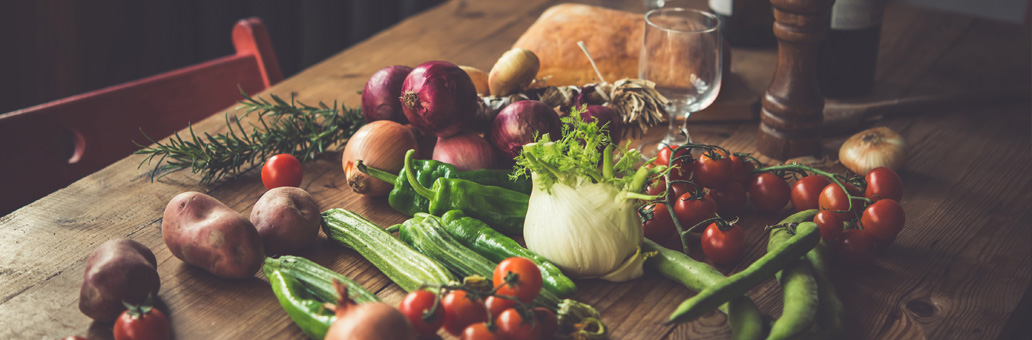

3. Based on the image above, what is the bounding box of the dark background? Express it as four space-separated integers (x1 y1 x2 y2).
0 0 446 114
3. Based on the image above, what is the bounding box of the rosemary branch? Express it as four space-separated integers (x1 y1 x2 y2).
134 89 365 183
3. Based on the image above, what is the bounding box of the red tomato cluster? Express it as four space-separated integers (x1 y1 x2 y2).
398 257 557 340
642 144 907 268
643 146 790 264
798 167 906 266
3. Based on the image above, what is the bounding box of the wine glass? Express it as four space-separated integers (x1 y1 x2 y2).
638 8 722 157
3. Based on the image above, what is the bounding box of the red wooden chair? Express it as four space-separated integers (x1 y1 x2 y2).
0 17 282 215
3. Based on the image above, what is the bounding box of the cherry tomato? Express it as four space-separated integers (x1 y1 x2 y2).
493 257 543 304
708 181 747 216
701 222 746 265
860 199 905 244
748 173 791 213
813 210 844 241
485 295 518 319
399 290 444 337
673 194 719 233
113 304 169 340
836 229 878 266
732 157 755 184
819 182 866 220
461 322 504 340
646 178 690 202
496 308 542 340
658 144 695 182
694 151 733 189
441 290 488 336
261 154 303 189
864 167 904 202
533 307 559 338
642 202 682 250
791 175 831 212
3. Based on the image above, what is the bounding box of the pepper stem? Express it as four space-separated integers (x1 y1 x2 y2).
356 160 397 184
404 149 436 200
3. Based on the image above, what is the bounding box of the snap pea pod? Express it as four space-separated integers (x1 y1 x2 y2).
642 239 764 340
767 228 819 340
262 256 379 339
666 221 820 324
440 209 577 298
320 208 454 292
802 240 845 340
404 150 528 235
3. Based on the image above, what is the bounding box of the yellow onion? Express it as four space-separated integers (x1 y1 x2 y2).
459 65 490 96
839 126 907 175
342 121 419 196
489 48 540 96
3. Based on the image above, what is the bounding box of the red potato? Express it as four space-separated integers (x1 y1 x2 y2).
78 238 160 322
250 187 321 255
162 192 264 279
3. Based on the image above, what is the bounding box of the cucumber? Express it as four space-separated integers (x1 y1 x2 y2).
320 208 453 292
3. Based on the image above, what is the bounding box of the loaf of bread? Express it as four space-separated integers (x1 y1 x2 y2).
513 4 643 86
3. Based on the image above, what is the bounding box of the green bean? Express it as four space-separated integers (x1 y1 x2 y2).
803 240 845 339
643 239 764 340
666 221 820 324
766 226 819 340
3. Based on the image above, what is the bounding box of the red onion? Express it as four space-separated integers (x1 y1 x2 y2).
362 65 412 123
432 132 496 171
490 100 562 159
401 61 478 137
581 105 623 144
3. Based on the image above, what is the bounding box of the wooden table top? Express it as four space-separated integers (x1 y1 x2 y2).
2 1 1029 339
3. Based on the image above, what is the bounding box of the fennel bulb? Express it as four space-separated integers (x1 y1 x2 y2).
514 111 663 282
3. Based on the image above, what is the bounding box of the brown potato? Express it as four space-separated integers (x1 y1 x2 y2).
250 187 321 255
78 238 160 322
162 191 264 279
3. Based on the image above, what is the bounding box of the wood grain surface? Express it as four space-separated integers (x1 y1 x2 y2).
1 1 1029 339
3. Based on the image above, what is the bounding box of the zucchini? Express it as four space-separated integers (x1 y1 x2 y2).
320 208 453 292
396 213 562 307
265 256 379 304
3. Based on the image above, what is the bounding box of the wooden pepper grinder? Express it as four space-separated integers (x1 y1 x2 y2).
757 0 835 160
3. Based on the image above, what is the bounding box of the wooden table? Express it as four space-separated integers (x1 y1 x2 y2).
2 1 1029 339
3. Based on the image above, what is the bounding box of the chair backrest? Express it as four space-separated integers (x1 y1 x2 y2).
0 17 282 215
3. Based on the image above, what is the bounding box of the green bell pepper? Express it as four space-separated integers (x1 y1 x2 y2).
401 150 528 235
357 158 531 217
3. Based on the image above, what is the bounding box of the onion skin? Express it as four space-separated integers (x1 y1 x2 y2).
342 121 419 197
490 100 562 159
459 65 491 96
433 132 497 171
839 126 908 175
362 65 413 124
325 302 416 340
401 61 479 137
581 105 623 144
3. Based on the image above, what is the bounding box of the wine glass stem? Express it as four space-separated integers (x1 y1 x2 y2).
662 110 692 146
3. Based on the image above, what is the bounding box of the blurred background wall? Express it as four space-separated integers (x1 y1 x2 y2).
0 0 1027 115
0 0 446 114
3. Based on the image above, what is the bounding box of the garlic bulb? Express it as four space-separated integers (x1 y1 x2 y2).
523 175 644 282
839 126 907 175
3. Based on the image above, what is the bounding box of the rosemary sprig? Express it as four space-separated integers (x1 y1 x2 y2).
134 89 365 183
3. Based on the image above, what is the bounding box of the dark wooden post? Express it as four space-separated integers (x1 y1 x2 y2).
757 0 835 160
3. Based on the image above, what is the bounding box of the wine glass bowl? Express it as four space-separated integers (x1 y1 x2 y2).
638 8 723 156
